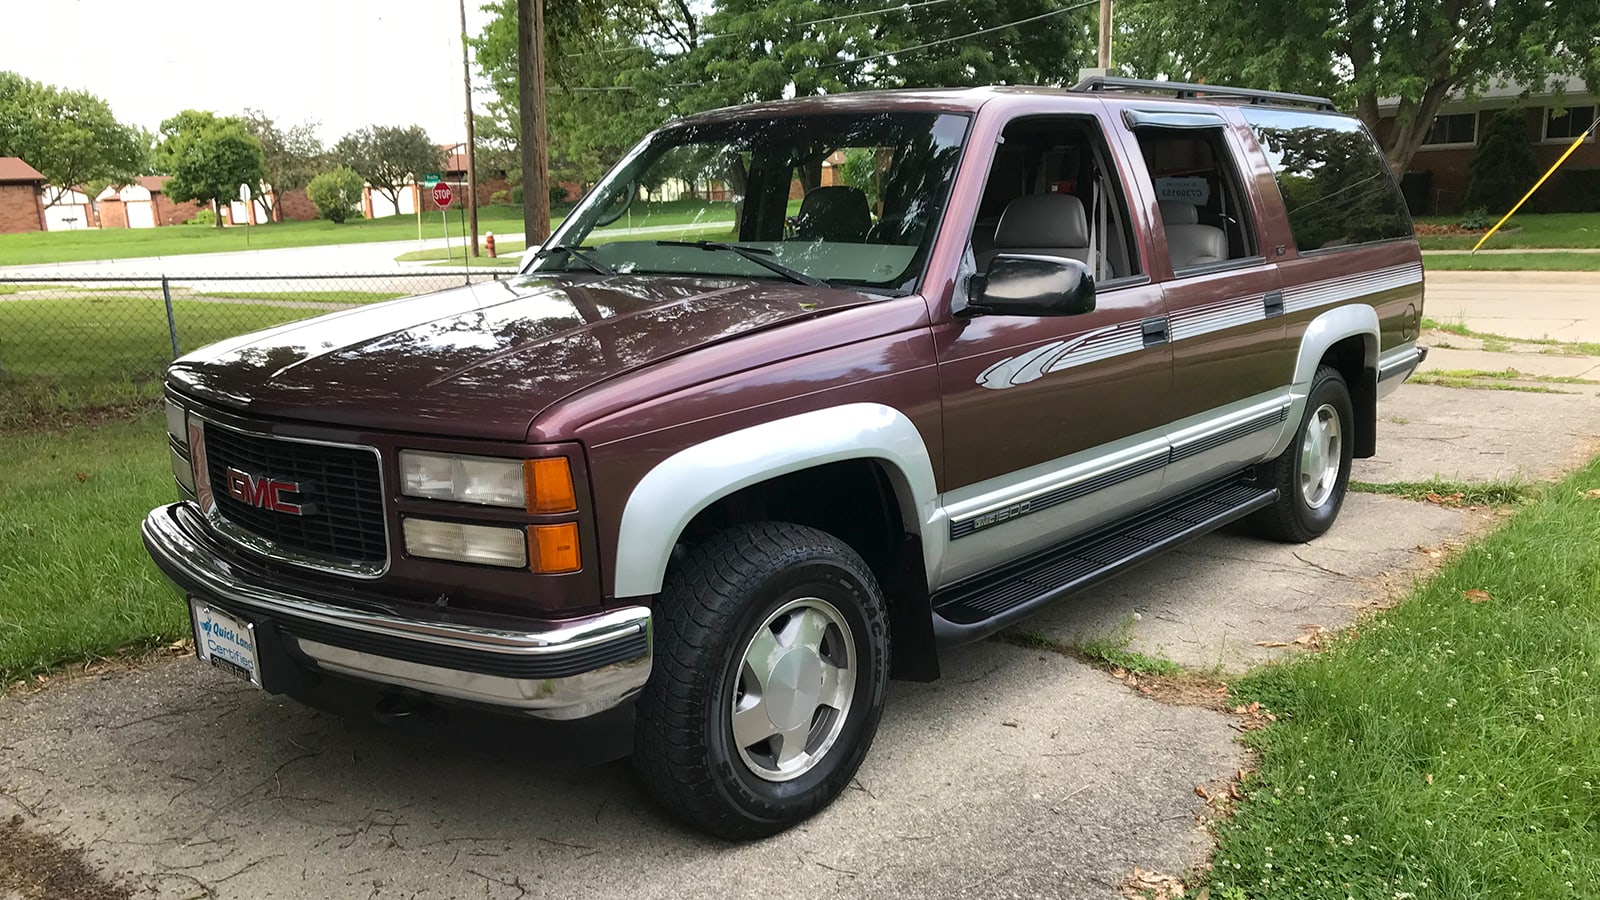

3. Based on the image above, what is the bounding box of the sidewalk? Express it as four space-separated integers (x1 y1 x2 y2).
1424 270 1600 342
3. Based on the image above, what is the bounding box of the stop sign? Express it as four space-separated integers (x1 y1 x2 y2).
431 182 453 209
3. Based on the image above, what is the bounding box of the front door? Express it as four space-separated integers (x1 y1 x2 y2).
934 114 1173 587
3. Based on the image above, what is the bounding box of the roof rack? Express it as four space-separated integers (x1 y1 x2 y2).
1073 76 1337 111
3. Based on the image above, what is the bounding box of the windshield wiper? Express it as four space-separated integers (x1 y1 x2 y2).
656 240 827 288
535 243 616 276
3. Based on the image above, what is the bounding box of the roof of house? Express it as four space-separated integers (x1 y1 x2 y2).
0 157 46 184
1378 75 1593 113
97 176 175 201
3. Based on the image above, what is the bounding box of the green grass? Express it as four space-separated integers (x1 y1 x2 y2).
1350 477 1539 506
1408 372 1573 393
1423 367 1599 386
0 414 182 685
1423 252 1600 271
1205 454 1600 898
396 241 527 262
1416 212 1600 251
0 295 325 429
1005 628 1186 677
1420 319 1600 358
201 289 405 304
0 206 529 265
0 283 51 294
425 256 522 268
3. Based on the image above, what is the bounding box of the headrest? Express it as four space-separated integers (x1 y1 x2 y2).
795 186 871 242
994 194 1089 249
1159 201 1199 224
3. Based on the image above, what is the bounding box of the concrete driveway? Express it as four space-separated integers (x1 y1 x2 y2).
5 332 1600 899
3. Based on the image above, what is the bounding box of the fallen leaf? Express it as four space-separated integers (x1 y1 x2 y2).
1426 773 1434 785
1195 785 1211 800
1424 492 1445 503
1585 488 1600 499
1464 589 1492 604
73 471 89 482
1229 783 1244 800
1255 640 1292 648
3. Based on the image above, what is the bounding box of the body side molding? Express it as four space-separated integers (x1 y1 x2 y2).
612 403 942 599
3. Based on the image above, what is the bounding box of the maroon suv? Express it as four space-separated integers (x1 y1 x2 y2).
144 77 1425 839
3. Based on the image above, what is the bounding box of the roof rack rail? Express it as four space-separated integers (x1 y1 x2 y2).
1072 76 1337 112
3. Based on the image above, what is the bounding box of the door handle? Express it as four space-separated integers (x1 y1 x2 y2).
1264 290 1285 318
1141 316 1169 347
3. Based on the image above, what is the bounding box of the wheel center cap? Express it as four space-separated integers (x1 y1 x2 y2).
766 648 824 731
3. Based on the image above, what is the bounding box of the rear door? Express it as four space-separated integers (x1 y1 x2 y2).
1109 107 1291 495
933 110 1173 586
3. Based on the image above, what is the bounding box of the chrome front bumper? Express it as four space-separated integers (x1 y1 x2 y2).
141 502 651 720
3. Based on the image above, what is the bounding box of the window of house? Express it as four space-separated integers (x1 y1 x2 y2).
1545 105 1597 142
968 116 1141 282
1131 127 1259 271
1421 113 1477 146
1242 108 1414 254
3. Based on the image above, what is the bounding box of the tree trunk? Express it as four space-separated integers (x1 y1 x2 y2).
1381 80 1456 180
213 200 223 228
519 0 552 245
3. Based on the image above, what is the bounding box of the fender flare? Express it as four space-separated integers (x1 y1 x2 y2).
611 403 943 599
1270 304 1379 457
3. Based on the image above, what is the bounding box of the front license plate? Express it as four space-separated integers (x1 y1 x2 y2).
190 600 262 688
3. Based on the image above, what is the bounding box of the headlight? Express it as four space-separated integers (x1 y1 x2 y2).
165 399 188 448
402 518 528 568
400 451 526 508
399 451 577 513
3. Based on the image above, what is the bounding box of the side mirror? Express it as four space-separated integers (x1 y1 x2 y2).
967 254 1095 317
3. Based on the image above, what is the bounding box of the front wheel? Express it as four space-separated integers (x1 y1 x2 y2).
632 522 890 840
1249 365 1355 542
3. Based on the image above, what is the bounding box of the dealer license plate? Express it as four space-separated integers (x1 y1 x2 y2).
190 600 262 688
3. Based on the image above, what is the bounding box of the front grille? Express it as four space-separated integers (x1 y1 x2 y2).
203 423 387 566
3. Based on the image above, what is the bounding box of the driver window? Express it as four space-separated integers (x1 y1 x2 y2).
969 117 1141 282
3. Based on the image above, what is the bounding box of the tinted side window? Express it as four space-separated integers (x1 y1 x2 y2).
1242 108 1413 253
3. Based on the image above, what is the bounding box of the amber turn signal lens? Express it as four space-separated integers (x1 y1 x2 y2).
524 457 576 514
529 523 581 574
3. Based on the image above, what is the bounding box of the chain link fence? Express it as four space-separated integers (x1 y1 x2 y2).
0 271 513 429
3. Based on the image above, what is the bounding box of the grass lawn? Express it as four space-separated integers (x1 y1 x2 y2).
0 414 182 685
396 241 527 263
0 294 326 429
1424 252 1600 271
1206 455 1600 897
202 289 406 303
1416 212 1600 251
0 206 529 265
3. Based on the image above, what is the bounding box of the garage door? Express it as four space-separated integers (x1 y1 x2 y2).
126 200 155 228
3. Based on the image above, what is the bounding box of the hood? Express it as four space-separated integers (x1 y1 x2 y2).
168 274 877 441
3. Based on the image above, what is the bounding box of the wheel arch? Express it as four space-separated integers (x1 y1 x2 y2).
1274 305 1379 459
612 403 944 680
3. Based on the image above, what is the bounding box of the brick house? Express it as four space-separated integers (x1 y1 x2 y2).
1379 77 1599 215
96 176 206 228
0 158 48 234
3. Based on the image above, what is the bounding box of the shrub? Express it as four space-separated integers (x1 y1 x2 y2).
510 184 523 205
549 184 569 205
1464 110 1537 214
185 209 217 227
307 166 364 223
1458 207 1491 230
490 189 509 206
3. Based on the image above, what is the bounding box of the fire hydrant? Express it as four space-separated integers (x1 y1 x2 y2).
484 232 497 258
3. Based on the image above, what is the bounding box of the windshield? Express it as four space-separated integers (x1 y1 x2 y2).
527 111 970 293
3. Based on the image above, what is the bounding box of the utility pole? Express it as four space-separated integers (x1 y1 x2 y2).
1097 0 1113 69
460 0 480 256
518 0 551 246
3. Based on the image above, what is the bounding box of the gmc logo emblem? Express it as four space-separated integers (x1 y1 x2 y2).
225 467 311 516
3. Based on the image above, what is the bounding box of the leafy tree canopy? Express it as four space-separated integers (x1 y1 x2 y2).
156 110 266 227
0 72 147 206
334 125 443 211
1114 0 1600 175
242 109 326 220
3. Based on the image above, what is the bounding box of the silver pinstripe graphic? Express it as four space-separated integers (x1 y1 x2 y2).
1167 293 1266 342
974 262 1422 389
1282 262 1424 315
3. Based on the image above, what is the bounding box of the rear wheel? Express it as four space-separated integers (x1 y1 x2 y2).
632 522 890 839
1249 365 1354 542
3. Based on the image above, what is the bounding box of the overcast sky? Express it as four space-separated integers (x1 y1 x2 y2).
8 0 500 147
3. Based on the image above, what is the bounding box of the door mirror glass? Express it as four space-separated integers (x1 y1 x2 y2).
972 254 1096 317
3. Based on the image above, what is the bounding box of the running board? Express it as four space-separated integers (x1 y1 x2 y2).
931 479 1278 647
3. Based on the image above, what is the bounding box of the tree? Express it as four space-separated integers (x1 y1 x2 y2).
1465 109 1539 213
1115 0 1600 176
156 110 265 228
0 72 146 207
306 167 364 223
241 110 325 222
334 125 443 216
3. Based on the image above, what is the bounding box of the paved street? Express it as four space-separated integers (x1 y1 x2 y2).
6 329 1600 898
1424 270 1600 342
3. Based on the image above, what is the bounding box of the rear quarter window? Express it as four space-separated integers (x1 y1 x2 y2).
1241 108 1414 253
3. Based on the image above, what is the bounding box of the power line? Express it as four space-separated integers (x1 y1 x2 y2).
822 0 1101 69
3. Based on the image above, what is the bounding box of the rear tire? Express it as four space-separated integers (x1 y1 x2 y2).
1249 365 1354 542
632 522 890 840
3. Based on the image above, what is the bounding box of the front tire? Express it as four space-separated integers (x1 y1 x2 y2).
1249 365 1355 542
632 522 890 840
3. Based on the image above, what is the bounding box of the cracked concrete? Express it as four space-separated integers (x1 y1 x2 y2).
6 332 1600 899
